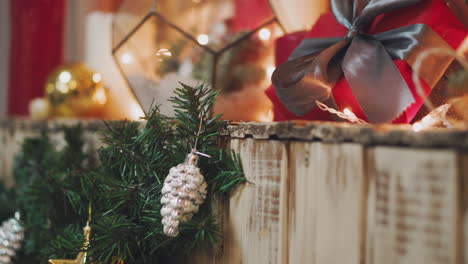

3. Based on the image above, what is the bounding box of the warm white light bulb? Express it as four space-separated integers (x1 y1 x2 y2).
57 84 69 93
343 108 355 117
92 88 107 105
58 71 72 84
121 53 134 64
92 73 102 83
197 34 209 45
258 28 272 41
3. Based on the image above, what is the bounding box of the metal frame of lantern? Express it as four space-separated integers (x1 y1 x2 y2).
111 0 283 112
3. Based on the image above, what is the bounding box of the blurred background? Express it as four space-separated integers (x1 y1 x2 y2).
0 0 143 120
0 0 465 121
0 0 333 122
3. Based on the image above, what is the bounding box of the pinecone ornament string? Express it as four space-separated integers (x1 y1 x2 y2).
161 151 208 237
0 212 24 264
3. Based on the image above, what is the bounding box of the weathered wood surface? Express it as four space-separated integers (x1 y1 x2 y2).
223 138 289 264
223 121 468 149
366 147 459 264
287 142 316 264
2 119 468 264
288 142 365 264
4 119 468 149
459 152 468 264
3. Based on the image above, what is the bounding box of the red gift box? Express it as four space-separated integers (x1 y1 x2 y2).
267 0 467 123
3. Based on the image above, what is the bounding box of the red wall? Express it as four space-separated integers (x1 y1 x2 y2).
8 0 66 116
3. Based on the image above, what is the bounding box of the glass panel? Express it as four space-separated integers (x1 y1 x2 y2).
212 22 280 121
113 0 155 48
114 15 212 116
155 0 275 52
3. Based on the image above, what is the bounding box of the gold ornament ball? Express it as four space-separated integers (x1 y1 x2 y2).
45 63 108 117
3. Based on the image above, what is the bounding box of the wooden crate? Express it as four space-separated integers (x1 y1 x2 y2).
2 119 468 264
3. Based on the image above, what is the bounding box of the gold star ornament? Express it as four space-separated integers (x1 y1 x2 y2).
48 252 86 264
48 224 91 264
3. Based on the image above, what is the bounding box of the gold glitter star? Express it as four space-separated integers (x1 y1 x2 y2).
48 251 86 264
49 224 91 264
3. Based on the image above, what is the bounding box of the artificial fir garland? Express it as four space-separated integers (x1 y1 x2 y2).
0 83 245 263
4 126 97 263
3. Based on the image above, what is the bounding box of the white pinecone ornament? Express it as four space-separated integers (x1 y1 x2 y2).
161 153 207 237
0 212 24 264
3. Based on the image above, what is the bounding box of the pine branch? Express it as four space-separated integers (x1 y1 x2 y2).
40 224 84 261
169 82 223 153
209 150 246 196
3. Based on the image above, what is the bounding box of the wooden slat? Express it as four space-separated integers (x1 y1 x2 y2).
314 143 366 264
288 142 365 264
287 142 316 264
459 152 468 264
366 147 459 264
222 138 289 264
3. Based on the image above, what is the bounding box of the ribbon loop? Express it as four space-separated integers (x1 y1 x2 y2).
272 39 350 116
342 35 415 123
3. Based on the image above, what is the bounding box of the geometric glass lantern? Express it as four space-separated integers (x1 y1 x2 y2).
112 0 282 120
